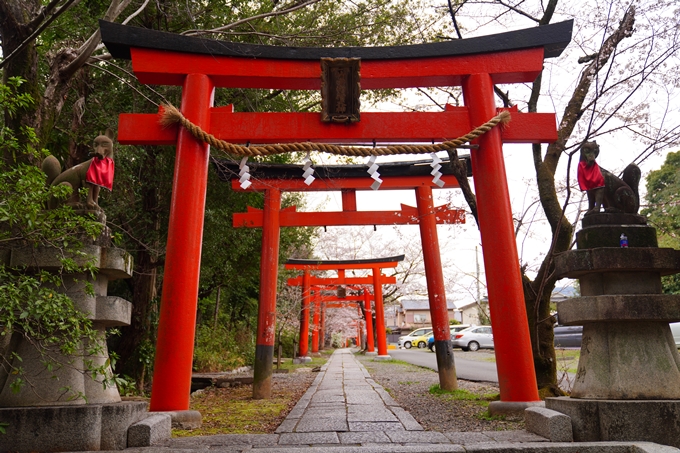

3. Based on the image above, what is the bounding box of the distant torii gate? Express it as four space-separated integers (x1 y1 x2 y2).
286 259 400 359
101 18 572 414
225 162 466 397
287 272 396 355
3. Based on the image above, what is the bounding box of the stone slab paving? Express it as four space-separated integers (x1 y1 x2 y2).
99 350 680 452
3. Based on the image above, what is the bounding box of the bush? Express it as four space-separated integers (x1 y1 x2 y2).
193 324 255 372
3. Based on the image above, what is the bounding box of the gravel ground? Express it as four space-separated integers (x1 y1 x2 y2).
356 353 525 432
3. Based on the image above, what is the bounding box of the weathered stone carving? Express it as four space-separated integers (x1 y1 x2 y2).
42 131 115 220
577 141 641 215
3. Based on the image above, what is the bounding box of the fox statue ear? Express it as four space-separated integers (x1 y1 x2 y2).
104 128 115 141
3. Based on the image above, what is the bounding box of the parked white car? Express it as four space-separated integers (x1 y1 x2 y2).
451 326 494 351
397 327 433 349
427 324 474 352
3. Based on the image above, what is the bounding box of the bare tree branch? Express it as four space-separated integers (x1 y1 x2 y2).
181 0 323 37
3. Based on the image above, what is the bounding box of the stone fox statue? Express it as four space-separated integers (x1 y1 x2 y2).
42 131 115 212
577 141 641 215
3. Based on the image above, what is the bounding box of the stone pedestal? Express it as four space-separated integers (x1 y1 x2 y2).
544 213 680 447
0 235 165 450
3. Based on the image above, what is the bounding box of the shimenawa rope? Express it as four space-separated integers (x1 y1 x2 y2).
158 103 510 157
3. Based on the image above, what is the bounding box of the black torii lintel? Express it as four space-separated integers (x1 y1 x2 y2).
100 19 572 61
286 255 405 266
212 157 473 183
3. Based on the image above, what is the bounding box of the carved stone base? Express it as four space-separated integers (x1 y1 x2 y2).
0 401 148 451
546 396 680 447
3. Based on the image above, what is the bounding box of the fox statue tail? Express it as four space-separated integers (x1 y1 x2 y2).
41 155 62 186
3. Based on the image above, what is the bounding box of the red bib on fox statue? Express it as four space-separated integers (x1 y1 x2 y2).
577 160 604 191
86 156 115 191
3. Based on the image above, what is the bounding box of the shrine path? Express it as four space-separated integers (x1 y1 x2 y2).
100 349 675 452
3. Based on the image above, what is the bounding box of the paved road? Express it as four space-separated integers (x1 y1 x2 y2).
389 348 576 389
388 348 499 383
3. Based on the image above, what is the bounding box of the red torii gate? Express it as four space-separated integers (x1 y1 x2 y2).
225 161 467 397
285 257 403 361
101 18 572 414
287 272 396 356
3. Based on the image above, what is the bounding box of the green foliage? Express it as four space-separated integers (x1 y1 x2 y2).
449 319 461 325
193 324 255 372
428 384 498 402
643 150 680 250
643 151 680 294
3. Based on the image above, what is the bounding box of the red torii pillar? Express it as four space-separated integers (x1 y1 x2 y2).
311 291 321 354
102 18 572 411
288 273 394 357
320 291 375 353
286 259 402 362
363 290 375 354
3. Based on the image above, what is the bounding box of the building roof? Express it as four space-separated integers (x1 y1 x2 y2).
400 299 457 311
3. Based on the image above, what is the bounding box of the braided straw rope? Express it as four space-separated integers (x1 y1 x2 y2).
159 104 510 157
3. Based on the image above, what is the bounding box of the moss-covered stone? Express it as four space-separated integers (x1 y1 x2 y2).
576 225 657 249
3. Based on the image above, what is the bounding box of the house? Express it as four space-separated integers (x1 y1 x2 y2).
396 299 461 330
457 286 577 326
457 300 490 325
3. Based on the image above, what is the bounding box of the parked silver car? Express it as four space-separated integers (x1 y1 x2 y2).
451 326 494 351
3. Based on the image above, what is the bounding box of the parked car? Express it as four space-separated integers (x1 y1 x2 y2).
553 325 583 348
411 333 431 349
398 327 433 349
427 324 473 352
451 326 494 351
386 325 402 335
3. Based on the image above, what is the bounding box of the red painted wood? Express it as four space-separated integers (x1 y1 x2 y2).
311 293 320 354
118 109 557 145
463 73 539 402
149 74 214 412
342 190 357 211
231 176 461 192
129 47 544 88
325 302 360 309
372 267 388 356
364 290 375 353
299 271 311 358
234 204 465 227
320 304 326 351
416 186 451 342
257 189 281 347
287 275 396 286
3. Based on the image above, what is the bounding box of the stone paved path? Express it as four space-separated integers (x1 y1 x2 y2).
114 349 677 452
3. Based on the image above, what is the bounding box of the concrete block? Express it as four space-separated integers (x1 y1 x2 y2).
389 406 423 431
0 404 102 452
96 295 133 326
157 409 203 429
100 401 149 450
127 413 171 447
348 421 405 431
547 396 680 447
557 295 680 324
99 247 134 279
278 431 340 444
294 417 348 432
338 431 391 444
385 430 450 443
10 245 102 270
524 406 573 442
488 400 544 418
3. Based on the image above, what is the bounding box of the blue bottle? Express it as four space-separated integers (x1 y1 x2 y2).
620 233 628 248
